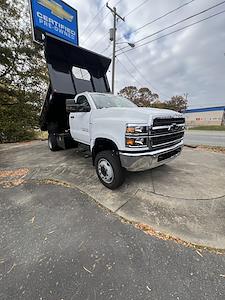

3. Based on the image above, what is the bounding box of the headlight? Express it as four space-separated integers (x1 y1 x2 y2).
126 137 148 147
126 124 148 135
125 123 149 147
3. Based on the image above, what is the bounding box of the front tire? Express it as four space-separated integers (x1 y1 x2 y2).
95 150 125 189
48 134 61 151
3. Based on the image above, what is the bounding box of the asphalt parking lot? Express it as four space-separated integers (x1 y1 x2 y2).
1 141 225 299
1 181 225 300
1 140 225 249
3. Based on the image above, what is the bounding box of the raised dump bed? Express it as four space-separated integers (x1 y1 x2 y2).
40 34 111 138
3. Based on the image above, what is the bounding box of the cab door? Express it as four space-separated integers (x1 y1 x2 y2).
69 95 91 145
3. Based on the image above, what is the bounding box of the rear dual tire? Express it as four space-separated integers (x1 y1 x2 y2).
48 134 62 151
95 150 125 190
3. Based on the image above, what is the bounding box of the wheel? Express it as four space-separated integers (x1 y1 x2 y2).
95 150 125 189
48 134 61 151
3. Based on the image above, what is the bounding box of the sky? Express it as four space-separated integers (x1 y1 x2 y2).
65 0 225 108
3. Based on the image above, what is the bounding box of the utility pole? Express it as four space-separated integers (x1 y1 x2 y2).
184 93 189 101
106 3 125 94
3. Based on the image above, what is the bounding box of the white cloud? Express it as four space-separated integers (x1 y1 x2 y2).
65 0 225 108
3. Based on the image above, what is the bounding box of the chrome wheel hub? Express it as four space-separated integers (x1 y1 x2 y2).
98 158 114 184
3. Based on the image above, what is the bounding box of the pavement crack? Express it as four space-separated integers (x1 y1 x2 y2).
114 197 134 213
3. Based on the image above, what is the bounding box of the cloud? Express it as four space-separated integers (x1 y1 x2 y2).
65 0 225 108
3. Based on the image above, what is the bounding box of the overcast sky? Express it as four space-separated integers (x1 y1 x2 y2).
65 0 225 108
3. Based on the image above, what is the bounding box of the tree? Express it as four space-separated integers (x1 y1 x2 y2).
137 87 159 107
118 86 188 112
0 0 48 142
118 86 159 107
166 95 187 112
118 86 138 102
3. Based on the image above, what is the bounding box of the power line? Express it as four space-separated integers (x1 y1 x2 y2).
101 42 112 54
91 32 109 52
80 3 106 36
82 0 123 47
124 0 150 18
118 0 195 41
81 14 109 45
118 0 225 51
114 0 123 6
116 0 150 37
93 0 150 52
117 57 170 99
116 57 143 87
81 3 113 45
117 0 225 52
117 46 170 98
117 9 225 54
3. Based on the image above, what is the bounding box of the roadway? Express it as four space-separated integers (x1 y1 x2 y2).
184 130 225 147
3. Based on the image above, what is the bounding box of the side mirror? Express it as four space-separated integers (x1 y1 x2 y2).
66 99 76 112
66 99 90 113
78 104 91 112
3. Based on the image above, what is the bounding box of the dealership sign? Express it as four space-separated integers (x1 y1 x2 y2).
29 0 78 46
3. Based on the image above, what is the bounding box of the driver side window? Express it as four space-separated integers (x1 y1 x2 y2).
76 95 90 109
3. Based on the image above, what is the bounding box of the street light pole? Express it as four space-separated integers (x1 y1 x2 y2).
106 3 125 94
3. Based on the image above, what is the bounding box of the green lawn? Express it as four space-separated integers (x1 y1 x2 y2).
189 125 225 131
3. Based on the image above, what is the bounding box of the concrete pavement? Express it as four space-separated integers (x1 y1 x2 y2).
1 140 225 249
185 130 225 147
1 181 225 300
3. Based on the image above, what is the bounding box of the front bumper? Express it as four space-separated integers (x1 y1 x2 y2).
119 141 183 172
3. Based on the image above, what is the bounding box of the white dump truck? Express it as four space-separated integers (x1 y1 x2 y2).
40 35 185 189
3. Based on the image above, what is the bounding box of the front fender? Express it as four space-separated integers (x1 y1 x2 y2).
90 117 125 151
91 133 121 152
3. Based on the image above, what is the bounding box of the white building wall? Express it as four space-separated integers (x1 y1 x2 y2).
185 110 225 126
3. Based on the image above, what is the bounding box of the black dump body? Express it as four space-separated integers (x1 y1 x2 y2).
40 35 111 132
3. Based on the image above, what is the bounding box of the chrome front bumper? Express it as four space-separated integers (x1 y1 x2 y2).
119 141 183 172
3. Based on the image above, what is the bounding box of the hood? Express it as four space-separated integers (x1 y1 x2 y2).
93 107 183 125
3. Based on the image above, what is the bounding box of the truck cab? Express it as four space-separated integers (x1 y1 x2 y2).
66 92 185 189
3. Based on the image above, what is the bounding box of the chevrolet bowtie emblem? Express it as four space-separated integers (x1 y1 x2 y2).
168 123 179 132
38 0 74 22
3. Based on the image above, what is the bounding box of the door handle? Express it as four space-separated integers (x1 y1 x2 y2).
71 116 74 119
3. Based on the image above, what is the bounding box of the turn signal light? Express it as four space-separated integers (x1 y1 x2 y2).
126 138 135 146
126 137 147 147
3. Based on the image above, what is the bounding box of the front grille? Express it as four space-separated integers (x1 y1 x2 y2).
152 132 184 147
153 117 185 127
150 117 185 149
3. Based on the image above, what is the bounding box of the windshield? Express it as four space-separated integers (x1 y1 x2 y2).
91 94 137 109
